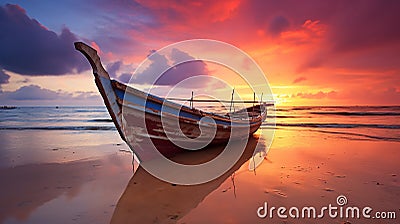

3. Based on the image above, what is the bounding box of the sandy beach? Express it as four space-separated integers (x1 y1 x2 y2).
0 106 399 223
1 1 400 223
178 129 399 224
0 135 133 224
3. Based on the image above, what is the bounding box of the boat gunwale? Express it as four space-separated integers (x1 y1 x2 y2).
74 41 268 161
111 80 266 125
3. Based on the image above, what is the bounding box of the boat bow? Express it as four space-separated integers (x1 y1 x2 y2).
74 42 126 141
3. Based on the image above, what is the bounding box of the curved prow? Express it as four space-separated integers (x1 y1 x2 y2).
74 41 127 143
74 42 109 78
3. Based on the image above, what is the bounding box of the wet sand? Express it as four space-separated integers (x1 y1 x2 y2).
178 129 399 223
0 128 399 223
0 133 134 224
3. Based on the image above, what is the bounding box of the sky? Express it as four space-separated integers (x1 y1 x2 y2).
0 0 399 106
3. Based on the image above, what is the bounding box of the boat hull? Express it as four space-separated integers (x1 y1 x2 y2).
120 100 264 158
112 81 265 158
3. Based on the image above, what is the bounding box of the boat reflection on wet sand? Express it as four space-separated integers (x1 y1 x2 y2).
111 135 267 224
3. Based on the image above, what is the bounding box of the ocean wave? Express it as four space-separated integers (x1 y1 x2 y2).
88 119 113 122
314 130 400 142
310 111 400 116
266 115 309 119
263 123 400 129
278 106 400 112
0 126 116 131
261 124 400 142
290 107 316 111
74 109 107 113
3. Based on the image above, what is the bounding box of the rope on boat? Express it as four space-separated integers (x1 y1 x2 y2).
165 90 273 113
166 98 269 103
166 94 273 104
229 88 235 113
190 91 194 109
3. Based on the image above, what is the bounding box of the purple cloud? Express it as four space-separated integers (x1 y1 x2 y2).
131 48 209 87
106 61 123 78
281 0 400 72
0 68 10 84
327 1 400 53
293 77 307 84
131 51 169 85
118 73 133 83
0 85 101 105
6 85 63 100
268 15 290 35
0 4 88 76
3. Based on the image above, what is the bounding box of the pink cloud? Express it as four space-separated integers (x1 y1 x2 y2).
293 76 307 84
0 68 10 85
294 90 338 99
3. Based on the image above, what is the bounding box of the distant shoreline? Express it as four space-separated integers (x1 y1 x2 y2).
0 106 17 110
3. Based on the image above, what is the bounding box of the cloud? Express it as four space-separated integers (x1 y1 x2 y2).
5 85 66 100
294 1 400 72
81 0 160 57
294 90 337 99
131 51 169 84
105 60 137 83
337 87 400 105
0 4 89 76
293 76 307 84
268 15 290 36
118 73 133 83
106 61 123 78
79 0 243 58
133 0 240 24
0 68 10 84
0 85 102 105
327 1 400 53
72 91 102 101
131 48 209 87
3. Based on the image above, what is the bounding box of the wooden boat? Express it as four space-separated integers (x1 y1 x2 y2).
74 42 268 160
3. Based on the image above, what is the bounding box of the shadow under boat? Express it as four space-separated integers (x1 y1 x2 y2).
111 135 267 224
